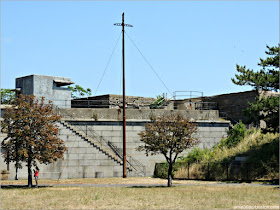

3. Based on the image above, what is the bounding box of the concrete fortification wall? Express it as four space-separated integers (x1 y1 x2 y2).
1 108 229 180
57 108 220 121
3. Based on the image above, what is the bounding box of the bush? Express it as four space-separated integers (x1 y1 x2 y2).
218 122 246 149
154 163 169 178
178 147 214 164
154 162 183 179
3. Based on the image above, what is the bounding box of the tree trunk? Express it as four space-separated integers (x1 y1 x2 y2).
167 164 173 187
15 166 18 180
27 158 32 187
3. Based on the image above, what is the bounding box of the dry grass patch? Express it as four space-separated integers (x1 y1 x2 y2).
48 187 82 191
1 184 279 209
1 177 219 186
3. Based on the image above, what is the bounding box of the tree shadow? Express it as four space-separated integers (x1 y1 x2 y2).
128 185 171 188
1 185 52 189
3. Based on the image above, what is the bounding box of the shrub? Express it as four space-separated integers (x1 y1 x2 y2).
154 163 169 178
218 122 246 149
154 162 184 179
178 147 214 164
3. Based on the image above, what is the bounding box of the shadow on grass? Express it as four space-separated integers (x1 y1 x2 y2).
1 185 52 189
221 179 279 185
128 185 172 188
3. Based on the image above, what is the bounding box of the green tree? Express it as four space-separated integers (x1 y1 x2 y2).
232 44 279 132
69 85 92 99
136 114 198 187
1 95 67 187
1 89 15 104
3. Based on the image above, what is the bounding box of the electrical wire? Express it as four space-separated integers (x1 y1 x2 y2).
94 32 122 96
125 31 173 97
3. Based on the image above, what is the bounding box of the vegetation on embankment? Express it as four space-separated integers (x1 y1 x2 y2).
154 123 279 181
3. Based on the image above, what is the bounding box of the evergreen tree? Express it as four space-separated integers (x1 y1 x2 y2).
232 44 279 132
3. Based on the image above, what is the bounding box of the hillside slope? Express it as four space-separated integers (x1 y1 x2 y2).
173 128 279 181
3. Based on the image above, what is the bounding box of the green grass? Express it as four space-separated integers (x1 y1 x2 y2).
1 184 279 209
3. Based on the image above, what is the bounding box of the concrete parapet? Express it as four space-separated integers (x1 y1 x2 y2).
58 108 219 121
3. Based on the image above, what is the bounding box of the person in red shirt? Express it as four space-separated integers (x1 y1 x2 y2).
33 166 39 187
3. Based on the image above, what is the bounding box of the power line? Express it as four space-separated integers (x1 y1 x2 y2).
94 32 122 96
125 31 173 97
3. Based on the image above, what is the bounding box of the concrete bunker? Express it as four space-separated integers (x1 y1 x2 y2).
1 74 231 180
16 74 74 108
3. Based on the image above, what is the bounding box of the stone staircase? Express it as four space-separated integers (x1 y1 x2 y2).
59 120 123 165
59 120 146 176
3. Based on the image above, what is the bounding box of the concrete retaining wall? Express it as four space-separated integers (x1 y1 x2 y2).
1 119 228 180
1 107 229 180
65 120 228 177
1 123 125 180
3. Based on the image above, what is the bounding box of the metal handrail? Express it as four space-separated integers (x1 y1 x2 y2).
173 91 204 100
150 97 166 109
44 98 157 108
56 108 146 176
107 141 146 176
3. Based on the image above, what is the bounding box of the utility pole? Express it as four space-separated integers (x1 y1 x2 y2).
114 13 133 178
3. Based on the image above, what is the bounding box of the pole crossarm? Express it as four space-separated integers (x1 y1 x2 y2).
114 23 133 27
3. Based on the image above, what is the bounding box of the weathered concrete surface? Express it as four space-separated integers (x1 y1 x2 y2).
0 122 125 180
57 108 220 121
201 90 280 124
0 118 229 180
1 106 229 180
72 94 156 109
68 120 228 168
16 74 73 108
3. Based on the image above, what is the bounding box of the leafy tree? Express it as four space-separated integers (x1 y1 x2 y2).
1 95 67 187
136 114 198 187
1 89 15 104
232 44 279 132
69 85 92 99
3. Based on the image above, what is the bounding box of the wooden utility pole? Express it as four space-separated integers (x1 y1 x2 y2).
114 13 133 178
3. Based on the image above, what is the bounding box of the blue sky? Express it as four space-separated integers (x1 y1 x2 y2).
1 1 279 98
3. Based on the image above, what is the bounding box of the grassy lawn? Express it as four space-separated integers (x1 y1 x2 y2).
1 177 220 185
1 178 279 209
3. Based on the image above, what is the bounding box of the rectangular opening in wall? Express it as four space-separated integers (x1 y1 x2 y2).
95 172 103 178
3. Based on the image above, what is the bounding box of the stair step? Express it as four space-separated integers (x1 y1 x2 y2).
59 120 143 175
60 121 124 163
